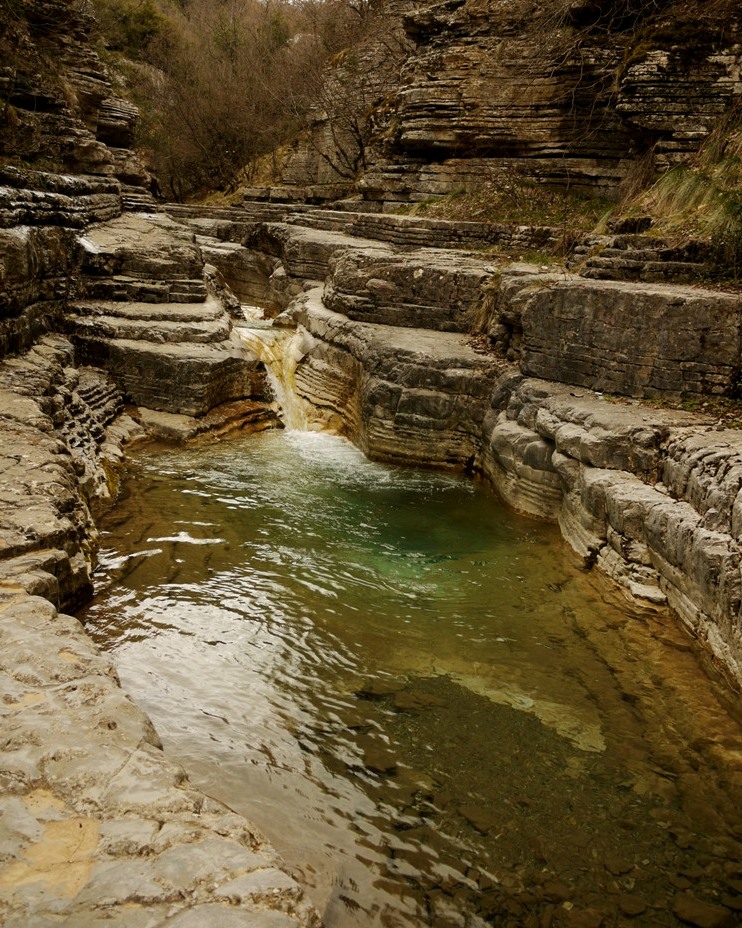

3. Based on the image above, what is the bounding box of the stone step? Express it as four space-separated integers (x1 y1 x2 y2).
120 185 160 212
641 260 712 282
66 300 230 344
75 384 121 409
79 213 205 282
586 246 708 265
596 247 665 262
73 384 123 422
70 314 230 345
580 257 711 283
82 275 208 304
231 198 557 252
72 334 263 417
584 256 646 272
580 266 649 281
69 298 225 323
169 279 209 302
75 378 120 402
167 202 292 225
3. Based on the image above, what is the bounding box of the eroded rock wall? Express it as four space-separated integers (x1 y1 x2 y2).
0 0 148 187
234 215 742 686
481 377 742 683
276 0 742 207
292 289 502 467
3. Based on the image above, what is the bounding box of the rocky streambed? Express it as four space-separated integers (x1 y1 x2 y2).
1 199 742 927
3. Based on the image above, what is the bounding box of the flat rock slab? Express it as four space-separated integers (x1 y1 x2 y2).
324 246 498 332
74 334 263 417
249 221 392 282
69 307 231 345
79 214 203 281
70 299 226 323
0 592 319 928
497 272 742 398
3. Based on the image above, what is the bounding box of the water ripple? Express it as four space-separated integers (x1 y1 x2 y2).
81 429 742 928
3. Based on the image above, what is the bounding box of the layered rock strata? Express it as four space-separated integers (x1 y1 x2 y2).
481 378 742 679
275 0 742 208
231 210 742 684
67 213 265 416
291 305 742 683
0 215 311 925
0 0 149 188
291 288 503 466
492 269 742 397
3 176 742 921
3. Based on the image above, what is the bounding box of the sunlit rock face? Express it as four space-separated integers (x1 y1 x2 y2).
292 288 502 468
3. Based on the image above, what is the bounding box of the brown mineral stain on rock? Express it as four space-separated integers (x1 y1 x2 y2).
0 816 99 898
58 649 81 663
24 789 66 817
5 691 45 708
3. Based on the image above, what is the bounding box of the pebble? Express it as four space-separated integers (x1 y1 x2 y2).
355 677 406 699
618 893 647 917
672 893 736 928
604 855 634 876
458 804 499 835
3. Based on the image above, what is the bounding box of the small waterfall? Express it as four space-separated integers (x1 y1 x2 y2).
237 319 317 431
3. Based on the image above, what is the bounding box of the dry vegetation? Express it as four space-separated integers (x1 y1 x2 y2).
91 0 378 199
634 107 742 277
402 171 614 233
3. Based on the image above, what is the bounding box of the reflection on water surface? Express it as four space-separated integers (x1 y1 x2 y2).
80 430 742 927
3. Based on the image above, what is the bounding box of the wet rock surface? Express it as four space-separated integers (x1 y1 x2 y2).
0 592 320 928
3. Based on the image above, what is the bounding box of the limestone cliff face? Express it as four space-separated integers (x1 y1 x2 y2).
275 0 742 206
0 12 320 923
0 0 146 184
0 1 157 359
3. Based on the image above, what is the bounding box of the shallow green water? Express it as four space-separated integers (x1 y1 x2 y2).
80 429 742 927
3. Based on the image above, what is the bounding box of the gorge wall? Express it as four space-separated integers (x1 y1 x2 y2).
268 0 742 208
0 4 319 925
2 1 742 925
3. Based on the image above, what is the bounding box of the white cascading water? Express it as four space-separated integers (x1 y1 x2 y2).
236 314 318 431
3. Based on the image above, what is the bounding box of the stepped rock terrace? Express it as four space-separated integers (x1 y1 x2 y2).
0 181 741 925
